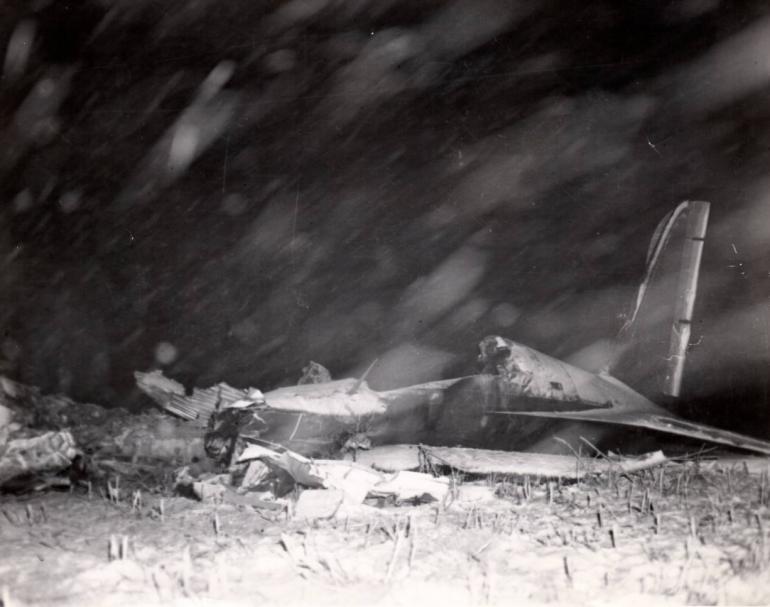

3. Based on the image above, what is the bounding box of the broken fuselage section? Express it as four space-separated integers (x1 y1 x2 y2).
139 334 770 461
262 332 769 457
470 336 770 456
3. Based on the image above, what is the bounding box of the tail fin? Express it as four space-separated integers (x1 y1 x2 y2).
610 201 710 398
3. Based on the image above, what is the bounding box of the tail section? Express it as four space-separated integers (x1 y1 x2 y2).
610 201 711 399
662 201 710 396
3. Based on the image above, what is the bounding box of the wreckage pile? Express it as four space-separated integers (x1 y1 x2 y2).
1 361 671 518
3 348 770 521
0 375 205 493
14 324 753 502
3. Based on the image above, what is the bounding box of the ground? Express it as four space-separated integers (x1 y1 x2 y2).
2 458 770 606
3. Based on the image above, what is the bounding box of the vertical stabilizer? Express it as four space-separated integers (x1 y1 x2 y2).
662 201 710 397
610 201 710 399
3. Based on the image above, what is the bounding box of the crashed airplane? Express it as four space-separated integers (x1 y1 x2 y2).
137 200 770 457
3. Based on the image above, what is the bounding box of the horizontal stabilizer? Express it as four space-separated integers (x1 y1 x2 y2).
490 408 770 456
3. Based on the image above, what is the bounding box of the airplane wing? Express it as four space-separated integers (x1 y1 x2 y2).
490 408 770 455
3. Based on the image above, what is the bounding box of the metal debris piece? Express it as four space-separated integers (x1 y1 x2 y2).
134 370 185 407
175 467 229 502
298 361 332 385
0 430 79 485
192 479 227 503
0 403 15 449
351 444 422 471
135 370 249 426
0 402 13 431
261 379 387 417
368 470 450 502
294 489 345 520
222 388 266 410
341 432 373 454
236 459 271 490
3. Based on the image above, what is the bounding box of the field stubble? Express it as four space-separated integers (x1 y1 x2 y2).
1 458 769 606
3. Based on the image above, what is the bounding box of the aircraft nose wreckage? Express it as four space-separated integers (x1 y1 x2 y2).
137 200 770 459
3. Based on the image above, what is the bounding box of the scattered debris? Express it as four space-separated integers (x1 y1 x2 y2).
233 440 502 506
238 441 384 504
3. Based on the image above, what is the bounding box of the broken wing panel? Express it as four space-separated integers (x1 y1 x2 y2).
422 445 667 478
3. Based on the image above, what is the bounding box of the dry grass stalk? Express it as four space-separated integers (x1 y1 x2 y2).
408 514 417 572
385 519 404 582
131 489 142 512
180 545 193 595
108 534 119 561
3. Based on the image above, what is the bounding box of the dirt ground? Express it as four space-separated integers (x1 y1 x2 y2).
1 458 770 607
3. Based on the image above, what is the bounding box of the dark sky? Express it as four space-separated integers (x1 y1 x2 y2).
1 0 768 434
